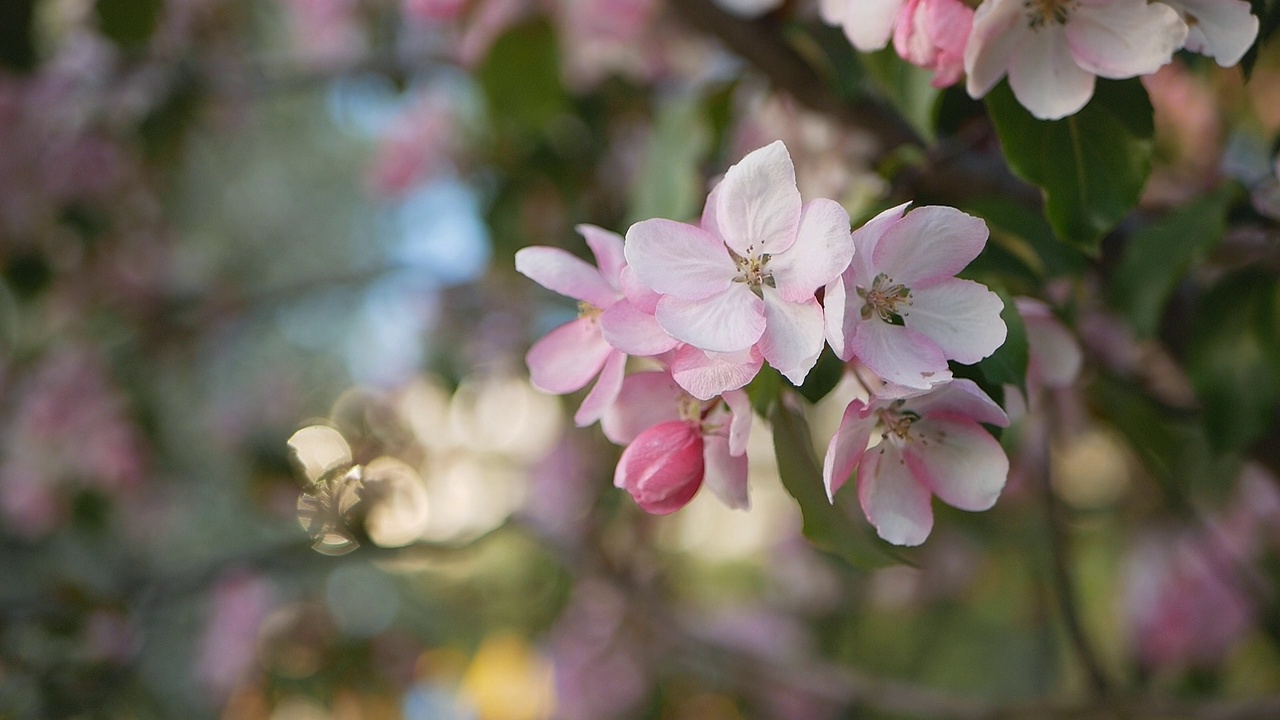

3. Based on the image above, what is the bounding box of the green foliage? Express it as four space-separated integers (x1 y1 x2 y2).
95 0 165 49
1242 0 1280 77
770 399 901 569
964 198 1088 280
977 288 1029 400
0 0 37 72
795 347 846 404
862 48 939 142
746 364 783 417
1110 185 1236 338
1187 269 1280 454
986 79 1154 254
627 93 712 223
477 19 567 136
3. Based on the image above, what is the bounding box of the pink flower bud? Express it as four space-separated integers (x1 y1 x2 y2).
613 421 705 514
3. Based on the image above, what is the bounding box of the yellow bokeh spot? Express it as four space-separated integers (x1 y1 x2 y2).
459 634 555 720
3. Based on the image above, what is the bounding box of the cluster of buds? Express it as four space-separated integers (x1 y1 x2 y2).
518 141 1012 545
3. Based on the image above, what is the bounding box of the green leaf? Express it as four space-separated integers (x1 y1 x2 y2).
0 0 37 72
477 19 566 135
746 365 783 418
977 288 1029 399
985 79 1154 253
95 0 164 49
794 347 846 404
1109 185 1236 339
861 48 939 143
964 198 1087 280
1187 270 1280 454
627 93 711 223
1242 0 1280 78
770 399 901 569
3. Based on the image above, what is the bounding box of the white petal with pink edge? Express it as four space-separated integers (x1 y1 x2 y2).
905 278 1007 364
526 318 613 394
758 290 827 385
851 316 952 390
670 344 763 401
769 198 854 303
823 399 875 500
516 246 619 308
600 300 679 356
871 206 989 288
574 350 627 426
714 141 803 257
625 219 734 300
703 436 751 510
656 286 766 353
577 224 627 290
1067 0 1186 79
906 414 1008 511
858 443 935 546
1008 25 1096 120
600 371 685 445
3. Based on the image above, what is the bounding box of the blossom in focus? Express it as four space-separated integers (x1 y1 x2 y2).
824 203 1005 391
603 371 752 514
1157 0 1258 66
823 379 1010 546
964 0 1187 120
516 225 675 426
625 141 854 386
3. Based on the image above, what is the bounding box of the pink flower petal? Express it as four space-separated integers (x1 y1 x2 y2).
1068 0 1186 79
1019 299 1082 389
858 442 935 546
620 267 661 312
578 224 627 290
851 315 952 390
656 285 766 353
758 290 826 386
849 202 911 286
703 435 750 510
1008 24 1096 121
614 421 704 514
823 399 875 500
600 300 679 356
872 206 989 288
824 275 853 361
714 141 803 258
964 0 1025 98
516 246 620 308
600 371 685 445
527 318 613 394
769 199 854 303
722 389 753 456
574 349 627 426
909 378 1009 427
905 278 1007 364
670 344 764 401
906 413 1008 511
625 219 735 301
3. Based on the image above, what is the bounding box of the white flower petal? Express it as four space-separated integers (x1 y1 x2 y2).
759 290 827 386
858 442 935 546
703 435 750 510
624 219 735 301
769 199 854 302
1008 25 1096 120
907 415 1008 511
905 278 1007 364
1068 0 1187 79
656 286 766 353
714 141 803 257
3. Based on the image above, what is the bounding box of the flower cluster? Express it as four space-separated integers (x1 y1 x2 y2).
821 0 1260 119
518 142 1011 545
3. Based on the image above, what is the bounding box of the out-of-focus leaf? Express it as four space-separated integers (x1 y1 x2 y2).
964 198 1087 279
627 93 711 223
477 19 566 135
986 79 1154 253
0 0 37 72
978 288 1029 399
95 0 164 49
1242 0 1280 78
770 399 900 569
1088 374 1226 503
862 48 938 142
1187 269 1280 454
746 365 783 417
1110 185 1235 339
795 347 846 404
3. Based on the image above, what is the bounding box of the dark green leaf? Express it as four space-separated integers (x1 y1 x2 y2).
794 347 846 404
746 365 783 417
1187 270 1280 454
1109 185 1236 338
861 48 939 142
0 0 37 72
964 198 1087 279
977 288 1029 398
96 0 165 49
1242 0 1280 78
477 19 566 135
985 79 1154 253
770 399 901 569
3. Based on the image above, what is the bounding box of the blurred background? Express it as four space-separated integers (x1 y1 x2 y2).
2 0 1280 718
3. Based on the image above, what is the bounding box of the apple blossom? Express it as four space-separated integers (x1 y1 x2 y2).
964 0 1187 120
819 0 972 87
625 141 854 387
823 379 1010 546
1017 297 1082 392
825 202 1006 391
516 225 676 426
1157 0 1258 66
604 371 752 514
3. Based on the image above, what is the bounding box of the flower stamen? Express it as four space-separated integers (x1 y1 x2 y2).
858 273 913 325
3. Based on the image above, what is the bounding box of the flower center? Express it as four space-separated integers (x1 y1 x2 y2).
1023 0 1075 28
858 273 912 325
578 301 603 320
677 395 703 424
731 248 775 296
877 405 921 445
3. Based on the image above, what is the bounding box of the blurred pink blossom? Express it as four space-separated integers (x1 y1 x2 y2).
196 570 279 700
